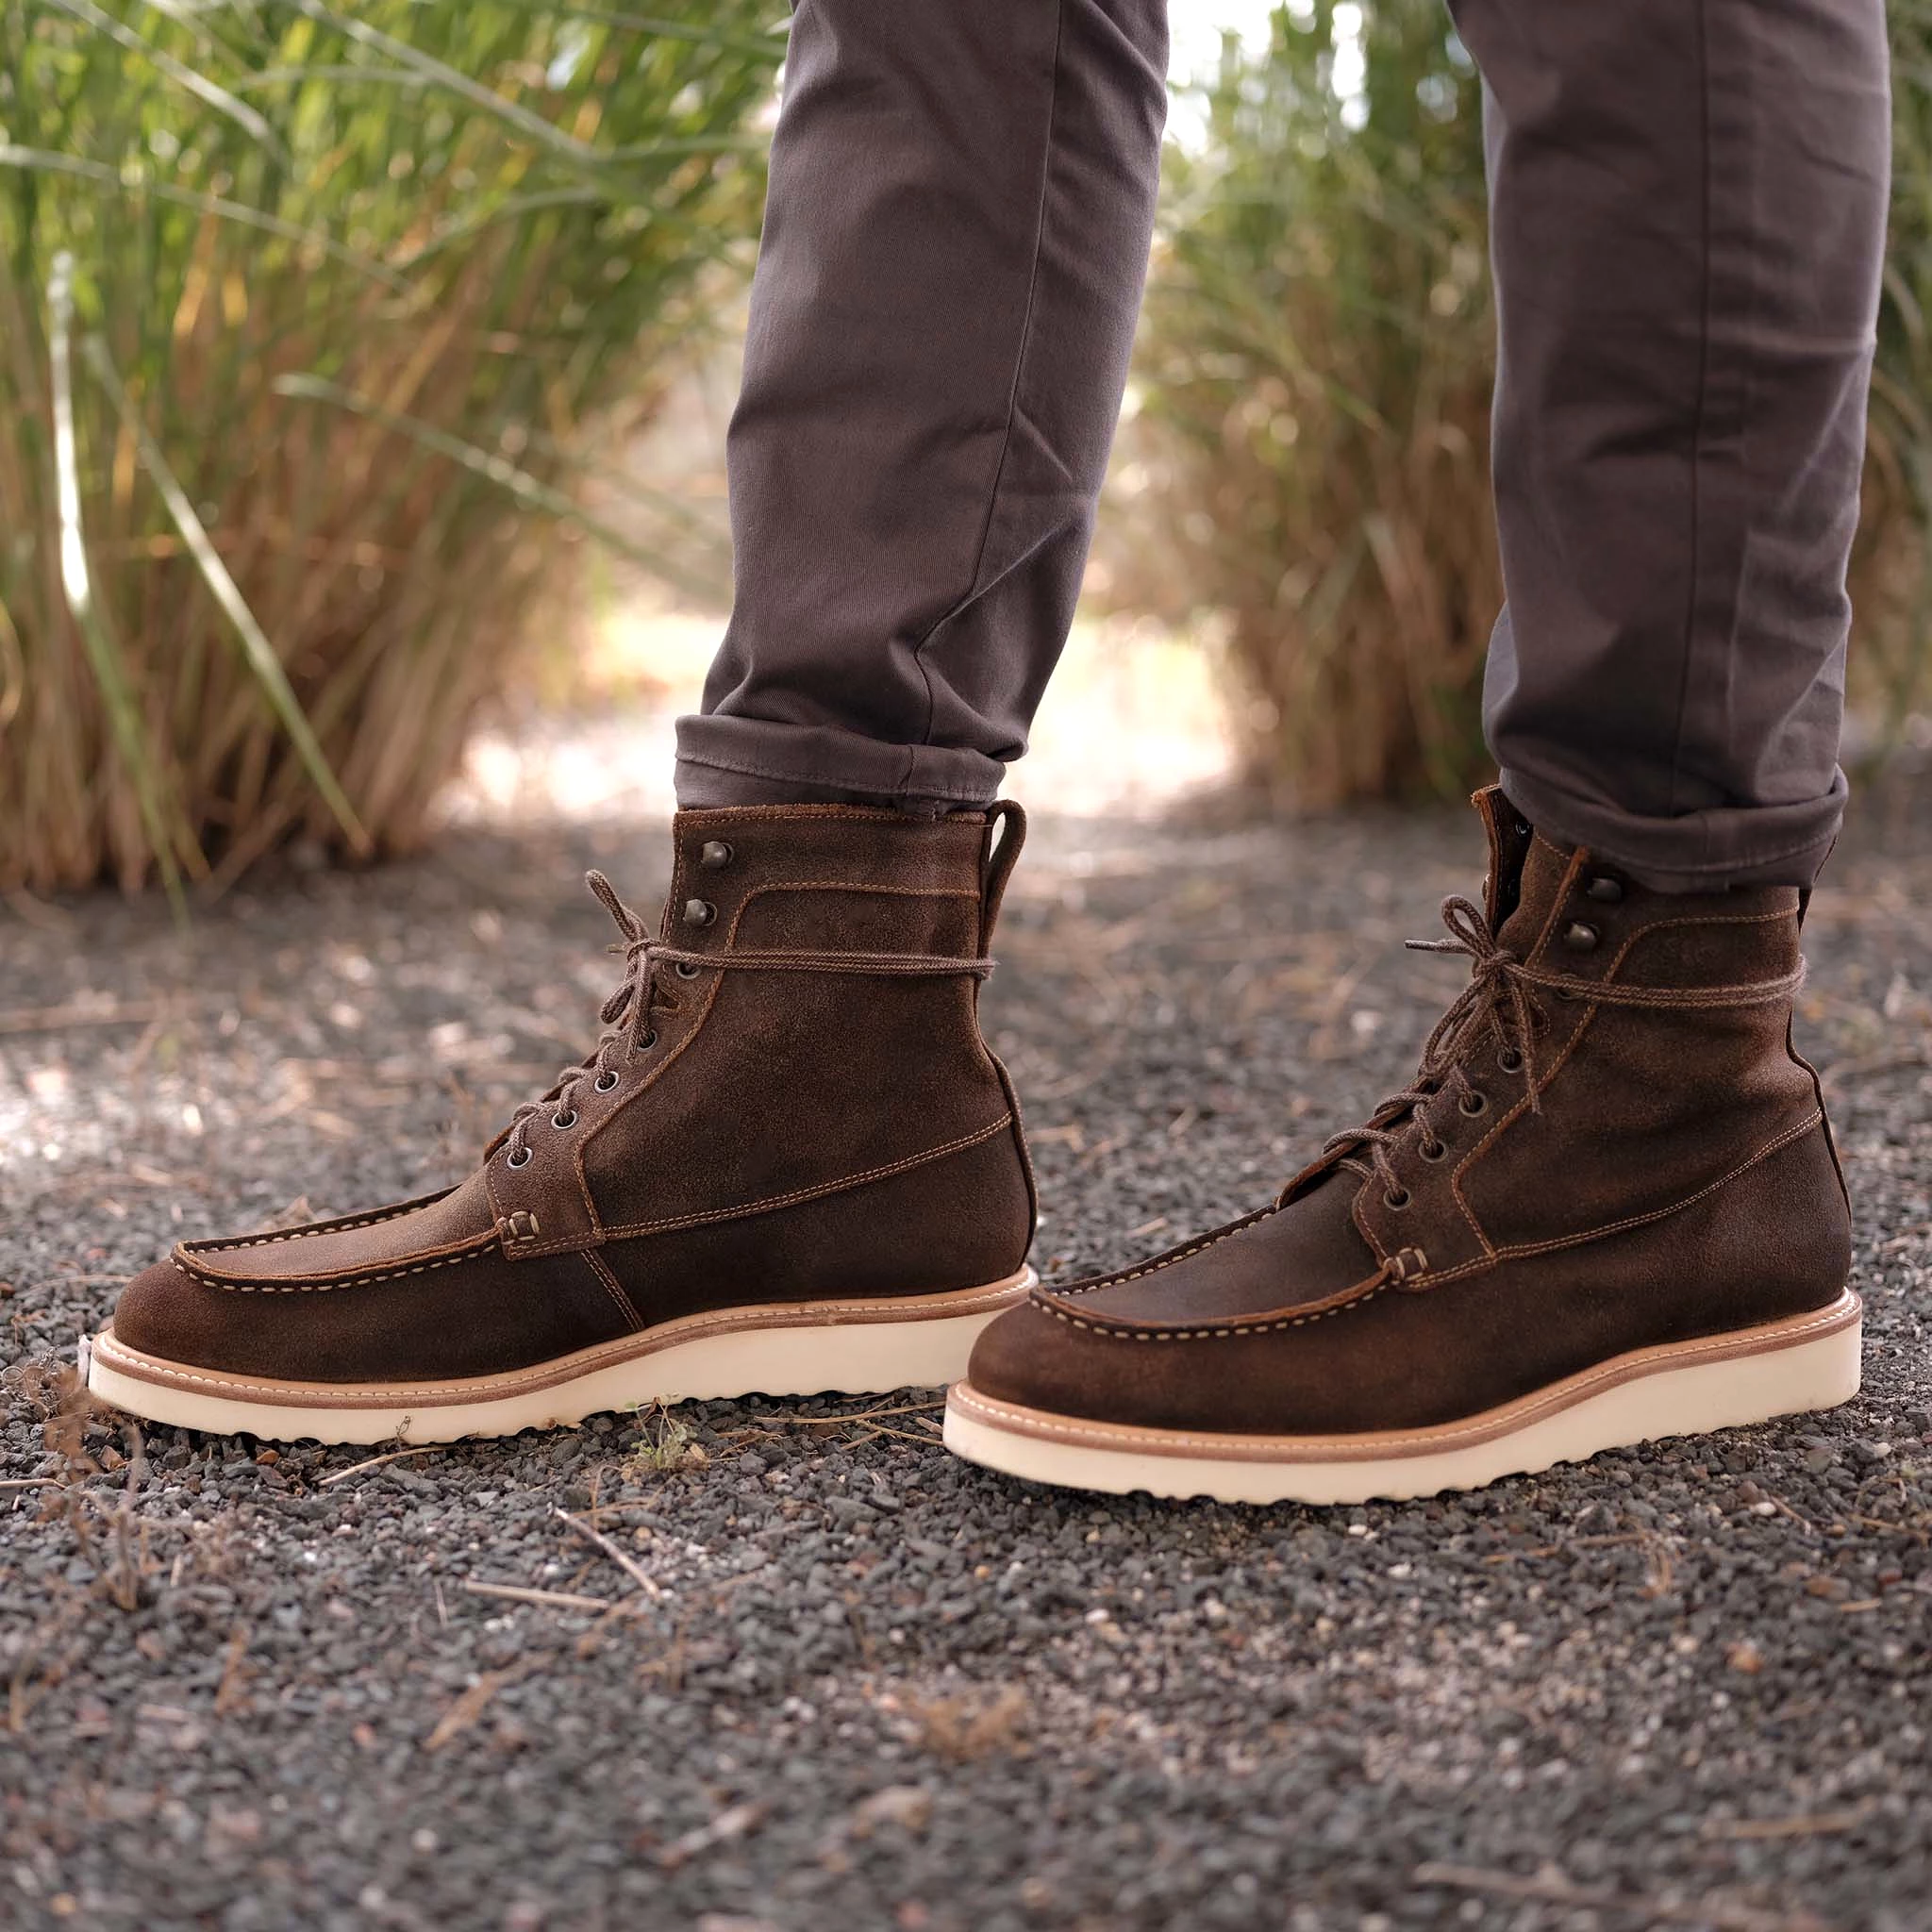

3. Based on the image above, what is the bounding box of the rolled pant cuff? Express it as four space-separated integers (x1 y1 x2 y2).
675 714 1006 811
1498 763 1848 893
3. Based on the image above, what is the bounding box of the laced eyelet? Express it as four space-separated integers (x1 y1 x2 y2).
1458 1090 1488 1116
507 1147 532 1169
639 1030 658 1051
675 960 701 979
594 1070 620 1092
1497 1046 1524 1074
1418 1137 1446 1162
552 1109 578 1130
1384 1187 1412 1210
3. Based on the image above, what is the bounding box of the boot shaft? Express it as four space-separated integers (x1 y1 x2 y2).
542 803 1036 1253
1348 789 1841 1274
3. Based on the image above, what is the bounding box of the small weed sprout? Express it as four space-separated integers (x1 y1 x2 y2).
621 1403 708 1478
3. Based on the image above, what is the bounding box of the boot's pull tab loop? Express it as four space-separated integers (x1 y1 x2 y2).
980 798 1027 943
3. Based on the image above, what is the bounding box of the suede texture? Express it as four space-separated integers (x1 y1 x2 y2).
110 806 1036 1385
966 789 1852 1436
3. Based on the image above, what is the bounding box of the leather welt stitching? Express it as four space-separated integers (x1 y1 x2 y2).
1039 1113 1824 1342
173 1236 502 1295
596 1115 1014 1241
96 1279 1031 1401
957 1298 1856 1453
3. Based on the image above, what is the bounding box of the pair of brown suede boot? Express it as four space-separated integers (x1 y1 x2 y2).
84 789 1860 1505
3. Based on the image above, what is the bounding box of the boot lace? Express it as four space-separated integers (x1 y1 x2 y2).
1318 891 1807 1208
500 870 996 1167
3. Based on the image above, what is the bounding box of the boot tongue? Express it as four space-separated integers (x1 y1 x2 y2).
1494 834 1576 960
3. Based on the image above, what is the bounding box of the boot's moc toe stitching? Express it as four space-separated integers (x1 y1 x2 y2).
946 786 1860 1507
88 805 1041 1444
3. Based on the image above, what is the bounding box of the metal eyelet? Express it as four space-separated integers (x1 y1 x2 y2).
682 898 716 928
639 1030 658 1051
1384 1187 1412 1210
675 959 701 979
507 1147 532 1169
1561 920 1599 953
594 1070 620 1092
699 840 733 870
1584 873 1624 905
1458 1091 1488 1116
1418 1137 1446 1162
1497 1046 1524 1074
552 1109 578 1130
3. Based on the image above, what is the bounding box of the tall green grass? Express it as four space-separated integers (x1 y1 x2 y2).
1125 0 1494 808
1 0 784 896
1128 0 1931 807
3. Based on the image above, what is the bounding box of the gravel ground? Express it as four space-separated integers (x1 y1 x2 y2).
3 795 1931 1932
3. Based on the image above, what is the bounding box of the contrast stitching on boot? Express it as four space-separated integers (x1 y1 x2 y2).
1523 844 1589 964
1431 1109 1824 1280
594 1115 1015 1241
171 1235 502 1295
1033 1274 1397 1342
184 1192 448 1254
1036 1113 1824 1343
582 1250 641 1329
1047 1208 1277 1299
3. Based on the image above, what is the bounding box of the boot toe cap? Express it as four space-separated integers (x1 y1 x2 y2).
965 1292 1188 1429
110 1255 222 1368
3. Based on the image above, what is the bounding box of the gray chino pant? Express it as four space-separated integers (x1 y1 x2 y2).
675 0 1891 891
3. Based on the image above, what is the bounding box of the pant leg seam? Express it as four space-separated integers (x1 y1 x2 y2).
906 0 1068 750
1665 0 1716 839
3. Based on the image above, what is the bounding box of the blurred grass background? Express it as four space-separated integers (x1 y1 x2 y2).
1 0 782 897
1103 0 1932 809
2 0 1928 894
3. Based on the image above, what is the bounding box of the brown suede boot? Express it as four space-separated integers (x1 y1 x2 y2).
946 788 1859 1505
87 806 1037 1443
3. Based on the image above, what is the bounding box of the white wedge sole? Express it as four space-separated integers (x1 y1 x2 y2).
942 1289 1863 1507
83 1268 1036 1445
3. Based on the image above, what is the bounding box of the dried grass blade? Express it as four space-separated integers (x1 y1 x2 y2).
82 335 373 858
46 254 188 913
